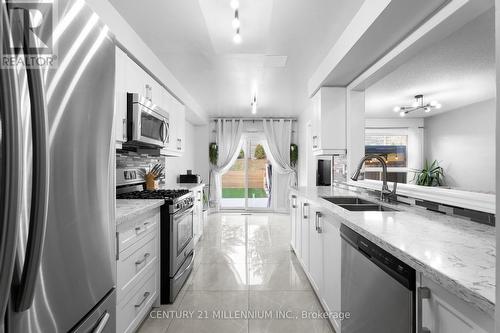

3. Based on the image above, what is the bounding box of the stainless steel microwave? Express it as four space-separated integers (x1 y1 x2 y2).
126 93 169 148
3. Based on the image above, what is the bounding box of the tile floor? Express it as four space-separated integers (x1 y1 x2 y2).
138 213 334 333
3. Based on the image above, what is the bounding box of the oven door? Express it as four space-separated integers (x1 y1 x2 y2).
131 103 169 147
170 206 194 275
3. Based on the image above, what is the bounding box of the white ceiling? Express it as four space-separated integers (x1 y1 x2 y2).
365 8 495 119
108 0 364 117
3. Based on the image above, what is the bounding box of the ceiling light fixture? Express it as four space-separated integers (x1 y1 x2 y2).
230 0 239 9
251 95 257 114
394 94 442 116
233 28 242 44
232 10 240 29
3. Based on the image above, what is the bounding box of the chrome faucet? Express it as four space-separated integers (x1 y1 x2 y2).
351 154 397 202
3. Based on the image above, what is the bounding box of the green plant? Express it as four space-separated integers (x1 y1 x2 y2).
412 160 444 186
209 143 218 165
238 149 244 159
254 144 266 159
290 144 298 167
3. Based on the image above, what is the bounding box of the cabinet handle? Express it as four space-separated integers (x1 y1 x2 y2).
417 286 431 333
134 291 151 308
315 212 322 233
115 232 120 260
303 203 309 219
145 84 152 101
122 118 127 141
135 226 146 235
291 195 297 208
135 252 151 266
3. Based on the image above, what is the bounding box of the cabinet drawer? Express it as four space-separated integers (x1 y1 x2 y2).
117 211 159 253
117 269 157 333
117 230 158 301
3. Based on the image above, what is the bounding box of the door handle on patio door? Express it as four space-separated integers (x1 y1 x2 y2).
14 26 50 312
0 2 23 320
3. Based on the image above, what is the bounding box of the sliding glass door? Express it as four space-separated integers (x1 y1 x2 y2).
221 135 272 210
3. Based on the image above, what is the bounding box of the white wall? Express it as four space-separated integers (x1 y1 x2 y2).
424 99 496 193
297 107 315 187
193 125 210 184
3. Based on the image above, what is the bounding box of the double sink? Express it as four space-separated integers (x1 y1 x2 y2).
321 196 398 212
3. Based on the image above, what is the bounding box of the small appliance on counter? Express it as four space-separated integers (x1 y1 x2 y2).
179 170 201 184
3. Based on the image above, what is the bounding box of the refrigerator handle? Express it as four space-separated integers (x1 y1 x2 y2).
0 2 23 322
14 32 50 312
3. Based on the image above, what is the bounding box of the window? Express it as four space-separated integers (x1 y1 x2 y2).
364 133 408 183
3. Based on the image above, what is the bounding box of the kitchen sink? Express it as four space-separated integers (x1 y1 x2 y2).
321 196 374 205
338 204 398 212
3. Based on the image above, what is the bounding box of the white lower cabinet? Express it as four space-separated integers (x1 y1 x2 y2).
290 194 297 250
307 205 342 332
418 275 493 333
290 194 342 331
308 206 323 292
319 210 342 332
116 208 161 333
299 200 310 269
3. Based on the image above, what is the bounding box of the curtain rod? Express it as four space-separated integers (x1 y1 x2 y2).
210 117 297 121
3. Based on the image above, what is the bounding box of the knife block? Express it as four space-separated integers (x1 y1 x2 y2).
145 174 158 191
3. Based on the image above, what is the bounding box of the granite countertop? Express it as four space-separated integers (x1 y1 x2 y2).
291 185 495 316
116 199 165 225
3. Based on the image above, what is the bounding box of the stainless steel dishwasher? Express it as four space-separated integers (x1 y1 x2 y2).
340 225 415 333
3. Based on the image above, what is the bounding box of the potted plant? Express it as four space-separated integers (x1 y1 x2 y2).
411 160 444 186
290 144 298 167
209 142 218 165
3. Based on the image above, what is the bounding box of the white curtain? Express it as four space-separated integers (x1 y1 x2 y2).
210 119 243 209
262 119 297 212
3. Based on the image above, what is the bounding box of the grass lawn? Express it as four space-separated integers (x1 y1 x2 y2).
222 188 268 198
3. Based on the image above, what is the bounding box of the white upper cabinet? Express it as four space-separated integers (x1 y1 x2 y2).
311 87 346 156
163 92 185 156
114 48 186 156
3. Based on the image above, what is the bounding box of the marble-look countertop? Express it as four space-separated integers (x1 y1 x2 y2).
116 199 165 225
291 185 495 316
159 183 205 190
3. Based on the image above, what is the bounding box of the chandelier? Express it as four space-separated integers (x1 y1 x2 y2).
393 94 442 117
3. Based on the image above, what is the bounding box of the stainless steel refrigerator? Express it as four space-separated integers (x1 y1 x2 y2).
0 0 116 332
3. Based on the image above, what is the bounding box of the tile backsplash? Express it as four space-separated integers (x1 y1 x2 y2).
116 150 166 183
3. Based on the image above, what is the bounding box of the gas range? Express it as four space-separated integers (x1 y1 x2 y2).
117 189 194 213
116 168 194 213
116 168 196 304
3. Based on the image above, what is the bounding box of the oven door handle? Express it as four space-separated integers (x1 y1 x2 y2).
173 250 195 281
173 205 194 220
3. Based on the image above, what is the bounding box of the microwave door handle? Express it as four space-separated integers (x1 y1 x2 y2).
165 121 170 144
160 120 167 144
14 30 50 312
0 3 23 320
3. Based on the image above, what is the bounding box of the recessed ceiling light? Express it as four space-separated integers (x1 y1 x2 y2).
393 106 401 112
399 111 406 117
